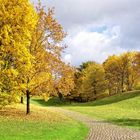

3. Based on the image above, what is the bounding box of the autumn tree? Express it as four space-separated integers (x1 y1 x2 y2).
82 62 107 101
78 61 94 71
117 53 131 92
123 52 139 91
132 52 140 89
0 0 37 107
115 52 138 92
103 55 121 95
20 3 66 114
55 63 75 100
0 0 66 114
104 52 139 95
73 62 107 102
135 52 140 75
70 62 94 102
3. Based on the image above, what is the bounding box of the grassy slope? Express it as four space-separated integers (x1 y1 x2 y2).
64 91 140 130
0 104 88 140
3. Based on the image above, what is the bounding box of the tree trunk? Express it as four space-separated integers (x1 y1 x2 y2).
58 92 63 101
93 87 97 100
121 75 124 92
93 82 97 100
26 90 30 115
21 96 24 104
108 84 112 95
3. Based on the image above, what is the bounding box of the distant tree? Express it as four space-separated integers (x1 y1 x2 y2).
67 69 84 102
81 62 107 101
103 52 139 94
78 61 94 71
118 53 130 92
54 63 75 100
103 55 121 95
117 52 138 92
123 52 138 91
135 52 140 75
73 62 107 102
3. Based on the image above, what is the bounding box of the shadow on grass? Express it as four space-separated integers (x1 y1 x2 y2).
86 91 140 107
31 97 71 107
107 118 140 130
32 91 140 107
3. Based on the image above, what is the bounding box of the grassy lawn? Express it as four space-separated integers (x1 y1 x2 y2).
33 90 140 131
0 104 88 140
64 91 140 131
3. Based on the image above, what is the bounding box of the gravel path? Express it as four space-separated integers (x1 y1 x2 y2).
50 107 140 140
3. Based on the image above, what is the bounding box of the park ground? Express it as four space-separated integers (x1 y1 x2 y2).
0 90 140 140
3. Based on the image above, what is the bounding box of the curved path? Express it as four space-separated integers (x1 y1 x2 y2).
50 107 140 140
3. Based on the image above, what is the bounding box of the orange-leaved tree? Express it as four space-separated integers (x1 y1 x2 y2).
20 3 66 114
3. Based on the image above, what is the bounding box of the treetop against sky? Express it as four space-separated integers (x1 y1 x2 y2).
33 0 140 66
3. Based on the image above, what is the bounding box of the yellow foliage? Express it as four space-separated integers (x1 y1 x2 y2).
0 0 38 104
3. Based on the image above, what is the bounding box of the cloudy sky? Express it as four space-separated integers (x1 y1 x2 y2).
34 0 140 66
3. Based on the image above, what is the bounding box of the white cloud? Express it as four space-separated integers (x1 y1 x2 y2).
34 0 140 65
63 25 126 65
63 54 72 64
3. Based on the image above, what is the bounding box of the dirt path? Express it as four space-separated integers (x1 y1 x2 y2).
49 107 140 140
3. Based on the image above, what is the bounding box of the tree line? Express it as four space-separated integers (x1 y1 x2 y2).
67 52 140 102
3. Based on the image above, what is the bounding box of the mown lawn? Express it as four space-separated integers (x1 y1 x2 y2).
64 91 140 130
0 104 88 140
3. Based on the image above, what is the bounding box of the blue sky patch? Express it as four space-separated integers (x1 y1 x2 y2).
88 25 107 33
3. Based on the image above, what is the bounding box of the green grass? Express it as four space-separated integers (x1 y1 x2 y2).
32 91 140 130
64 90 140 130
0 104 88 140
0 120 88 140
5 90 137 140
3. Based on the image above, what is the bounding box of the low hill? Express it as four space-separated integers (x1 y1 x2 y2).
77 90 140 107
32 90 140 130
65 90 140 130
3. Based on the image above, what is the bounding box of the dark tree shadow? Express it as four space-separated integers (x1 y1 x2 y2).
107 118 140 130
31 97 71 107
86 91 140 107
32 91 140 107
